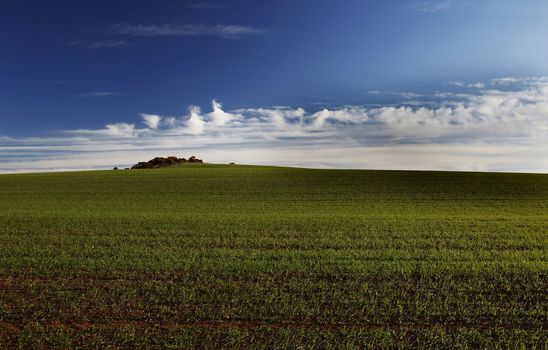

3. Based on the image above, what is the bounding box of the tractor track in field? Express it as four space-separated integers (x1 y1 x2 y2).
0 320 544 332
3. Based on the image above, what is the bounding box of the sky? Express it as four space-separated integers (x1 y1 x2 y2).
1 0 547 173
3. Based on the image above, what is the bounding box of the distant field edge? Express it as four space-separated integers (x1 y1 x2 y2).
0 163 547 176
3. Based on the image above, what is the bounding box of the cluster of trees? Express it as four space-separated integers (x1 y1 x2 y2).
130 156 203 169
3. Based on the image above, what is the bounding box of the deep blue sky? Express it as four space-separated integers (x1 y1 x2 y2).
2 0 548 136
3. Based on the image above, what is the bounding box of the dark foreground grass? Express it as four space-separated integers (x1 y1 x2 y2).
0 165 546 349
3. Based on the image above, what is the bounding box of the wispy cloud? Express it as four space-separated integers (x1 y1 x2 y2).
491 76 548 86
79 92 123 98
367 91 423 99
407 1 453 13
111 23 264 39
185 2 225 9
448 81 486 89
1 80 548 173
69 40 132 49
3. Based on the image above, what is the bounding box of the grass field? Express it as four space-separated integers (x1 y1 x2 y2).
0 164 546 349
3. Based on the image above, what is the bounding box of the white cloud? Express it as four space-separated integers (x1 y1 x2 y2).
408 1 453 13
111 23 263 39
185 3 225 9
208 100 236 126
448 81 465 87
469 82 486 89
103 123 137 138
491 77 548 86
1 80 548 173
79 92 123 97
186 106 206 134
141 114 162 129
448 81 485 89
70 40 131 50
367 91 423 99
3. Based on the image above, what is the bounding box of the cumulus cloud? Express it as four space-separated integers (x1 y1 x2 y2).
208 100 235 126
1 81 548 173
186 106 206 134
141 114 162 129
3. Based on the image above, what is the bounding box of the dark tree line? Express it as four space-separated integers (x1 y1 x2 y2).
130 156 203 169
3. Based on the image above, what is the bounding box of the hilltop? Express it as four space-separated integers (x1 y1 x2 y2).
129 155 203 169
0 165 546 348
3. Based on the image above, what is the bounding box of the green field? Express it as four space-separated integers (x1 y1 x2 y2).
0 165 546 349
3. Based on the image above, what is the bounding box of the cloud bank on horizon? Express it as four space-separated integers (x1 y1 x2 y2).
1 77 547 174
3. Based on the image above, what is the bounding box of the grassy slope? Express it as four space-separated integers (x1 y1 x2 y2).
0 165 546 348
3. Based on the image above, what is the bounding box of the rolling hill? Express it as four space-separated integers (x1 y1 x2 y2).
0 165 546 348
